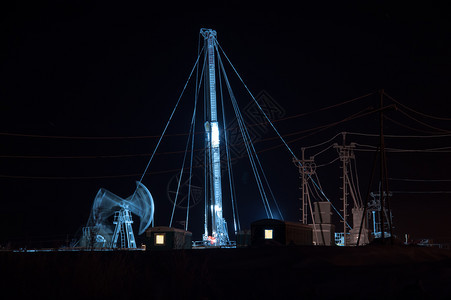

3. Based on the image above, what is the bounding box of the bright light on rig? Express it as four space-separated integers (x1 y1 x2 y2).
211 122 220 147
211 204 222 213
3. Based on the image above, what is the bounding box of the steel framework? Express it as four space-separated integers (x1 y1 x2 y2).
200 28 230 246
111 206 137 249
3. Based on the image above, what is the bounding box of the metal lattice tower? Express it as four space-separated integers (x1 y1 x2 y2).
293 148 316 224
111 206 137 249
334 132 369 246
334 134 353 245
200 28 230 246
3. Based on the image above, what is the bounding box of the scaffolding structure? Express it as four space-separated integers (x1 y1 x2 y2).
111 206 137 249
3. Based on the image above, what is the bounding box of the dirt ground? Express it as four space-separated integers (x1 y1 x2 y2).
2 244 451 299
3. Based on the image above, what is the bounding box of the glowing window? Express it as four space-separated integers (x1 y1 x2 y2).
264 229 273 240
155 234 165 245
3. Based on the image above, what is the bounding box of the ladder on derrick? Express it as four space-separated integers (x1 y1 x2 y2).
111 207 136 249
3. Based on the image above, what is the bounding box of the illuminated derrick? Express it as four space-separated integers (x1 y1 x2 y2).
200 28 230 246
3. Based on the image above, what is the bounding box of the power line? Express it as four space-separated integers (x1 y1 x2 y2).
0 126 358 164
389 178 451 182
0 91 376 141
384 115 444 135
347 131 451 139
354 143 451 153
0 148 205 159
253 105 389 154
249 107 374 145
302 132 342 150
384 91 451 121
0 105 378 161
311 143 335 158
0 165 205 180
0 153 151 159
315 157 340 168
0 173 141 180
0 132 173 140
267 91 375 124
397 108 451 133
391 191 451 194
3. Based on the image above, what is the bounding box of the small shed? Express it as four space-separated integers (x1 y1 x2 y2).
144 226 192 250
251 219 312 246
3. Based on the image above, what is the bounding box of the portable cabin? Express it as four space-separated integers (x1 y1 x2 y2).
251 219 313 246
144 226 192 250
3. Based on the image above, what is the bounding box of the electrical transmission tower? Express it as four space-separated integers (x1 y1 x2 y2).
294 149 337 246
334 133 368 246
293 148 316 224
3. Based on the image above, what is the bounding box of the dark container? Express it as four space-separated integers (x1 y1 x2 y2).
251 219 312 246
144 226 192 250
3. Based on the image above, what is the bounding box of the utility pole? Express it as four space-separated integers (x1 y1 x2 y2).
356 90 396 246
378 89 393 242
334 133 356 246
200 28 230 246
293 148 315 224
334 132 368 245
379 90 385 240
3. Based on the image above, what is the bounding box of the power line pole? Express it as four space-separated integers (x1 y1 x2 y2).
293 148 315 224
379 89 393 243
333 133 357 246
356 90 396 246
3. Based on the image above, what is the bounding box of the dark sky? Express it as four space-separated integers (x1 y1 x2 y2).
1 2 450 246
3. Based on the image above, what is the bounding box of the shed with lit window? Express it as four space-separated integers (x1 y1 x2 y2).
144 226 192 250
251 219 313 246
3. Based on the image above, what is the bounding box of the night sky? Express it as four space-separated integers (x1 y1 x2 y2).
1 2 450 247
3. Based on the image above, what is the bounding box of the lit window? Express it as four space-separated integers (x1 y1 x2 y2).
155 234 165 245
264 229 273 240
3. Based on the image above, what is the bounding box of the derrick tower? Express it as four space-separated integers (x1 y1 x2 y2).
201 28 230 246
